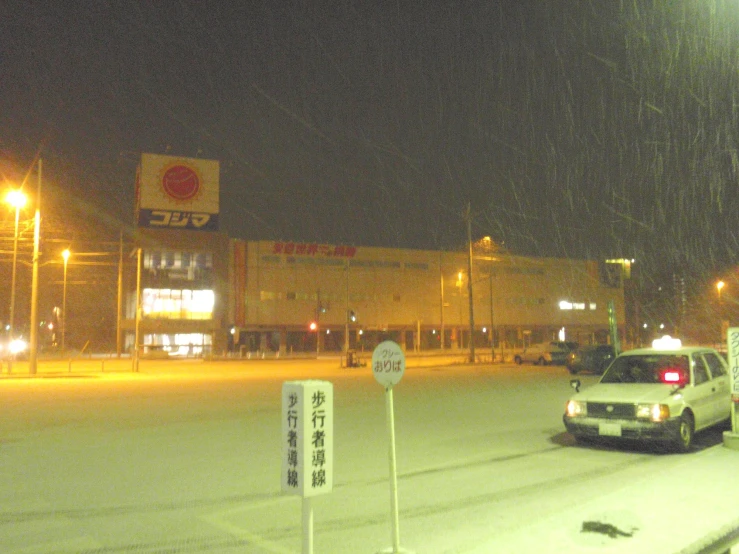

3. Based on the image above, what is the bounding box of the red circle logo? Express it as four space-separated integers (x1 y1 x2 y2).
161 165 200 201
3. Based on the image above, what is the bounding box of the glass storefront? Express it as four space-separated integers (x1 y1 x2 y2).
142 288 214 320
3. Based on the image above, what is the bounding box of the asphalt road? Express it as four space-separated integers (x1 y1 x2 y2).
0 358 728 553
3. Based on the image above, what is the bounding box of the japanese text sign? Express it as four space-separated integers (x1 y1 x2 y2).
727 328 739 401
372 340 406 388
281 380 334 497
273 241 357 258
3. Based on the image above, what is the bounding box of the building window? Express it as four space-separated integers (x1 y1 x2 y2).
142 288 214 320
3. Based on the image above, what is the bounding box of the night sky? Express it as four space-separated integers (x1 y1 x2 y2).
3 1 739 283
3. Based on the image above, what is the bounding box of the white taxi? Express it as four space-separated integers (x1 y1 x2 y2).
563 336 731 452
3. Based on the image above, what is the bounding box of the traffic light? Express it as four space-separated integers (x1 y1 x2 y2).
348 310 357 322
309 321 318 331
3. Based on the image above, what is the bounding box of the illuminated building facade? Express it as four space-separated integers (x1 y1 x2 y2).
122 153 626 357
123 153 229 356
228 239 627 355
122 228 230 356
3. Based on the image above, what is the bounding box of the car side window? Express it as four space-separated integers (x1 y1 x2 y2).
703 352 727 378
692 355 710 385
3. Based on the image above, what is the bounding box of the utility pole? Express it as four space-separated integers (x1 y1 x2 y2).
489 274 495 362
465 202 475 363
133 248 141 372
29 159 41 375
116 232 123 358
439 252 445 352
344 264 350 353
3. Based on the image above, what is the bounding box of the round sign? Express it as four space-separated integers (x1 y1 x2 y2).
161 164 201 201
371 340 406 387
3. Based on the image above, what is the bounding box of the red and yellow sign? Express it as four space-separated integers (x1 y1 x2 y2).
136 153 220 231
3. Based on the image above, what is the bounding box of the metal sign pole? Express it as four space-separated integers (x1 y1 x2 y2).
372 340 414 554
302 496 313 554
385 385 401 551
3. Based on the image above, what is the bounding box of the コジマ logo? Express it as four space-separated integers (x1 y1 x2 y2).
161 164 201 201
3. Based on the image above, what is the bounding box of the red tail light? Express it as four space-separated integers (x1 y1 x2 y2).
660 368 687 385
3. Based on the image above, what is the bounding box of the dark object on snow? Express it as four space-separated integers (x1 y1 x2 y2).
566 344 616 375
581 520 636 538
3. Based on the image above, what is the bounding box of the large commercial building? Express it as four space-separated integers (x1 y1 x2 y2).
227 239 627 356
121 154 626 357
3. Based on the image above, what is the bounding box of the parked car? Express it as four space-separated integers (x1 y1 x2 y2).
566 344 616 375
563 336 731 452
514 341 575 366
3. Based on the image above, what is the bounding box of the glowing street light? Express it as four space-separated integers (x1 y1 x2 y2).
717 280 725 304
4 189 27 372
715 280 727 345
61 249 70 354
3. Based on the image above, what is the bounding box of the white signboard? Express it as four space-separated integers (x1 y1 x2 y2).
372 340 406 388
727 328 739 401
281 380 333 497
136 153 220 231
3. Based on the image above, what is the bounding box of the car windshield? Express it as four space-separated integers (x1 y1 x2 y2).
600 354 689 384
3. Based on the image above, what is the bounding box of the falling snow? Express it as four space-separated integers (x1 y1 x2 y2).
2 1 739 305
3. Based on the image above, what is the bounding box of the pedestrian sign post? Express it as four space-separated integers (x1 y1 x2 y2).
282 380 333 553
372 341 414 554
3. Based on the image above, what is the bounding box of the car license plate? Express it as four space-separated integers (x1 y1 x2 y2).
599 422 622 437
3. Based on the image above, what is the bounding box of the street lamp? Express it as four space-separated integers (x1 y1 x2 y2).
28 158 42 375
465 205 476 363
717 280 725 305
456 271 464 335
5 189 27 372
61 249 70 354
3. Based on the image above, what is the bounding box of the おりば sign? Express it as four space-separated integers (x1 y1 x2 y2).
281 381 333 497
372 340 406 388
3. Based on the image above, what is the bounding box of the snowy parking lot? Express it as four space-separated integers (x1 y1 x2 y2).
0 358 736 553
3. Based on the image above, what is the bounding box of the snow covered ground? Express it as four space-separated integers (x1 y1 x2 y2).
0 358 737 553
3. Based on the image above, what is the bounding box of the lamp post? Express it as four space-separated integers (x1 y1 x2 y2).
489 274 495 362
61 249 70 354
4 190 26 373
439 254 445 352
28 159 42 375
717 280 725 344
133 247 141 373
717 280 725 305
456 271 464 349
344 263 350 354
465 203 476 363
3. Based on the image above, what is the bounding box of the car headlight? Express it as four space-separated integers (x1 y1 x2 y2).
636 403 670 422
566 400 587 417
9 339 27 355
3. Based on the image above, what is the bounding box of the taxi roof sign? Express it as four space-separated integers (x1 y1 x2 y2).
652 335 682 350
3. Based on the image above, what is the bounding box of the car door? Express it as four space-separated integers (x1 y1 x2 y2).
702 352 731 423
686 354 716 430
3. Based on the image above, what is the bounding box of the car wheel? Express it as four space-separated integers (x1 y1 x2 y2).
514 356 522 365
671 412 694 453
538 356 547 366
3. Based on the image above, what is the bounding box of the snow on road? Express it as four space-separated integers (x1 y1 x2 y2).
0 359 736 553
